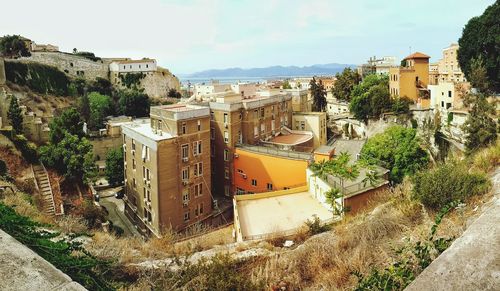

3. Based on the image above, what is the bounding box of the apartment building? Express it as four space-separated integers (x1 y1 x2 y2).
292 112 327 148
121 104 212 237
208 91 293 196
389 52 431 108
429 43 467 85
285 88 312 112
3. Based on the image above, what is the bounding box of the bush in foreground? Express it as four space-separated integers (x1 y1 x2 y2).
412 161 490 210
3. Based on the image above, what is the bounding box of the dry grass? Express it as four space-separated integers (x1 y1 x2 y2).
472 140 500 173
249 183 431 290
1 188 52 225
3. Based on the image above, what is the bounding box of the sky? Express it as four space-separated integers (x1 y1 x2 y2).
0 0 494 74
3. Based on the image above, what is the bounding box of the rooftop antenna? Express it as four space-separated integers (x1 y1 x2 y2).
409 46 412 55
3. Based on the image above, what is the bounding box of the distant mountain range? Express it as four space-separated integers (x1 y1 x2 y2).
183 63 356 78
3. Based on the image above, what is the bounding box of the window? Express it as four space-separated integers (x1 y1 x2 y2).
260 123 265 133
260 108 264 118
238 131 242 143
254 126 259 137
239 112 242 120
181 144 189 159
194 162 203 176
224 131 229 143
194 183 202 197
182 191 189 204
223 113 228 124
267 183 273 191
210 127 215 140
193 141 202 156
210 111 214 120
146 64 149 68
182 122 187 134
236 187 245 195
197 120 201 131
253 110 258 119
133 178 137 189
224 168 229 179
132 159 136 170
131 139 136 151
224 186 230 196
251 179 257 187
184 212 190 222
448 91 452 98
224 149 229 161
182 167 189 181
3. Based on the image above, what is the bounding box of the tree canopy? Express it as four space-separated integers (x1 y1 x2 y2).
0 35 31 58
457 1 500 92
88 92 112 130
282 80 292 89
349 74 391 121
105 147 124 186
331 68 361 102
49 107 84 144
117 89 150 118
167 88 182 98
7 96 23 133
309 77 327 112
360 126 429 183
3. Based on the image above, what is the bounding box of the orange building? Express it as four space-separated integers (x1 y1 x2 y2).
233 145 311 194
389 52 431 108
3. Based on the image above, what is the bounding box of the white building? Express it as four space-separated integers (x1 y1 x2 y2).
109 58 157 73
327 100 350 116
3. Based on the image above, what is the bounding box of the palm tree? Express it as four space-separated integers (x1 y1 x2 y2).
325 188 343 216
362 166 381 187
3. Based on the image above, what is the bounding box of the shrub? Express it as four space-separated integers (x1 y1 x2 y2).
412 161 490 209
305 215 331 235
82 201 107 229
4 61 70 95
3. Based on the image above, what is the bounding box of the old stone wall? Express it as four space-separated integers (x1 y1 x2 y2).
90 135 122 161
112 67 180 98
22 52 110 81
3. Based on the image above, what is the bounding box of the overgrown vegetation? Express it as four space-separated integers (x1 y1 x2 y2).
0 202 114 290
360 126 429 183
5 61 70 95
331 67 361 102
105 147 124 186
0 35 31 58
7 95 23 133
117 89 150 117
309 77 327 112
119 72 145 89
412 160 490 210
349 74 391 121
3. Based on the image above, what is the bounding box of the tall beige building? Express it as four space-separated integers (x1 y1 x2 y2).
122 104 212 236
292 112 327 148
429 43 467 85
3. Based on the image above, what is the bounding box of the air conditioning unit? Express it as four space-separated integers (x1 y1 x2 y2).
213 199 218 209
131 149 136 155
242 173 247 179
224 123 228 129
183 201 188 207
182 157 189 162
143 178 147 183
234 153 239 158
182 180 189 186
146 180 151 187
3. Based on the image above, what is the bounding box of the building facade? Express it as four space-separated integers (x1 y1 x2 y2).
430 43 467 85
121 105 212 236
389 52 431 108
292 112 327 148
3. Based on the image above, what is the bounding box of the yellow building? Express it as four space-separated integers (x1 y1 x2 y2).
292 112 327 149
389 52 431 108
430 43 467 85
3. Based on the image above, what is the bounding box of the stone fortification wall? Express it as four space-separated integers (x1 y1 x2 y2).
112 67 180 98
22 52 110 81
0 57 5 86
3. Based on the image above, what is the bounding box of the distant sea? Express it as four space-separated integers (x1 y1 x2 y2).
179 76 291 86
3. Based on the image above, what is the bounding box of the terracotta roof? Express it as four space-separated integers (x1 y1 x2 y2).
404 52 430 60
113 58 155 64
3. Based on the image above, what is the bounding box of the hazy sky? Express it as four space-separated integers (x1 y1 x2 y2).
0 0 494 74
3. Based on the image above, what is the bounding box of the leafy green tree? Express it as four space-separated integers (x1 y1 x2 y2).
331 67 361 102
88 92 112 130
457 1 500 92
167 88 182 98
349 74 391 121
49 108 84 144
391 96 412 115
462 93 497 153
39 132 96 183
309 77 327 112
0 35 31 58
117 89 150 117
78 94 91 124
105 148 124 186
360 126 429 183
7 96 23 133
282 80 292 89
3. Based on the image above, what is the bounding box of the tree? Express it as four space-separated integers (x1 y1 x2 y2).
360 126 429 183
309 77 327 112
462 93 497 153
349 74 391 121
7 96 23 133
88 92 112 130
391 96 412 115
117 89 150 117
167 88 182 98
39 132 96 183
105 148 124 186
79 94 91 125
0 35 31 58
457 1 500 92
282 80 292 89
49 108 84 144
331 68 361 102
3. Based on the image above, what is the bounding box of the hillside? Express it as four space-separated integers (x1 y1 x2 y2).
184 63 356 78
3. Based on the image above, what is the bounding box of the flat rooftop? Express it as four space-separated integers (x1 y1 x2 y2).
121 119 172 141
236 188 332 240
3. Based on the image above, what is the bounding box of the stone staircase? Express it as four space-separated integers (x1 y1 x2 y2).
32 163 56 215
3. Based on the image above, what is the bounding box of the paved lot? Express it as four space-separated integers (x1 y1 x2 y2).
98 187 140 237
237 191 332 240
